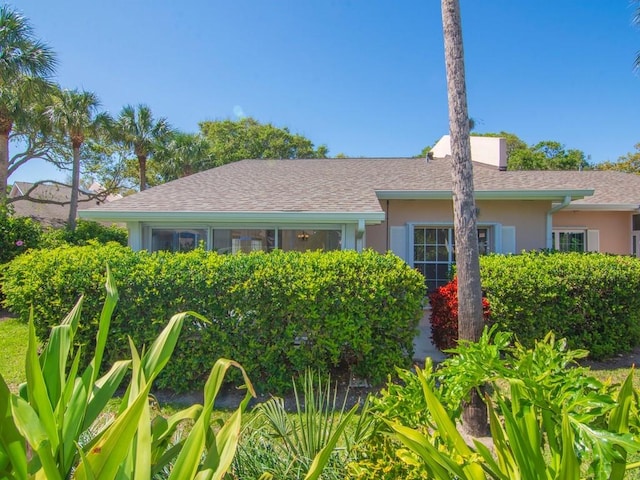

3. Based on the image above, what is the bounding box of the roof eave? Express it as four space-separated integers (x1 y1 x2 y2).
375 189 594 201
561 203 640 212
79 210 386 224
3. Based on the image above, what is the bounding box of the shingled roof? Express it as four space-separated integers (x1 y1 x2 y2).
10 182 113 227
83 156 630 223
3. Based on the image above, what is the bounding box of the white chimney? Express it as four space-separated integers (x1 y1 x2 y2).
431 135 507 171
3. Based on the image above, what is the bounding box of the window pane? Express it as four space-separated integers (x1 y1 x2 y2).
213 229 275 254
557 231 585 252
414 228 425 244
151 229 207 252
414 245 425 261
278 230 341 252
436 245 449 261
436 228 449 244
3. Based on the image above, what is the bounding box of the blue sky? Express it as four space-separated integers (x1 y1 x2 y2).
10 0 640 183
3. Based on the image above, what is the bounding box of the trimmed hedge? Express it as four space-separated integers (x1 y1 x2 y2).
1 245 425 392
480 251 640 359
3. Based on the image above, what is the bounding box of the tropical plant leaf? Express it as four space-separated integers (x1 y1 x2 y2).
0 373 27 480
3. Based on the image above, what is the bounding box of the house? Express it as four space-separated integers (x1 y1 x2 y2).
9 182 121 228
80 136 640 291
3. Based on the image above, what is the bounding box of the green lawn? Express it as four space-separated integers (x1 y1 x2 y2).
0 317 29 392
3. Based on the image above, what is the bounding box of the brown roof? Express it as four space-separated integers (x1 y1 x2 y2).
10 182 112 227
80 157 640 218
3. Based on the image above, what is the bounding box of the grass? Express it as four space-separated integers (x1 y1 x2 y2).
0 316 28 391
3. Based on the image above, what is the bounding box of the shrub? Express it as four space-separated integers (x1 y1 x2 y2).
0 204 42 264
429 277 491 351
1 246 425 393
40 219 128 247
480 251 640 359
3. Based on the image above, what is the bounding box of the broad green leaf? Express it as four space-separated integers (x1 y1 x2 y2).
131 339 152 480
73 381 153 480
83 360 130 431
151 404 202 448
168 359 255 480
141 311 208 381
10 395 62 480
416 366 476 458
198 392 254 480
0 374 27 480
24 316 59 455
40 324 73 410
89 264 119 384
559 413 580 479
389 422 471 479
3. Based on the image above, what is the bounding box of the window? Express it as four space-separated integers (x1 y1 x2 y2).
213 229 275 254
278 229 341 252
413 226 490 291
151 229 207 252
211 228 341 254
551 230 585 252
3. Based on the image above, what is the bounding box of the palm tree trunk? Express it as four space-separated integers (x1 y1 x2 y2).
441 0 488 436
139 154 147 191
68 145 80 230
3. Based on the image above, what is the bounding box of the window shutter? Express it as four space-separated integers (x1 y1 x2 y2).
586 229 599 252
501 226 516 254
390 226 408 262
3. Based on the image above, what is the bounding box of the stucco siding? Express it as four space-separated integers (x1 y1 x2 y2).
553 210 633 255
365 199 552 254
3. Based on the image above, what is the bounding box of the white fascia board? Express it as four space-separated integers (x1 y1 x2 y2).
376 189 594 201
79 210 386 224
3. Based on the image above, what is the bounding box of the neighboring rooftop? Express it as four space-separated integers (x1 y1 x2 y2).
10 182 120 227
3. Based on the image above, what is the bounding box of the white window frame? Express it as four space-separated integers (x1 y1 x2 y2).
408 223 496 291
551 228 587 252
143 224 346 252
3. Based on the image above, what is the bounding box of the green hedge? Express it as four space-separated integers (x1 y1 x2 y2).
480 251 640 359
1 245 425 393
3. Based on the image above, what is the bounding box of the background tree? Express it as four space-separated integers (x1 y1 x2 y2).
508 140 589 170
473 132 589 171
441 0 487 435
45 88 104 230
110 104 172 191
594 143 640 174
199 117 328 168
154 131 212 183
0 4 57 201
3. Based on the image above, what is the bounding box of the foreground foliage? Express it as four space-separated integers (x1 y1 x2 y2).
351 328 640 479
2 245 424 392
231 371 373 479
0 267 256 479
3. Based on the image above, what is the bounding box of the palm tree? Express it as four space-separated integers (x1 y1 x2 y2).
0 5 57 201
441 0 487 435
45 88 104 230
111 104 171 191
155 131 212 182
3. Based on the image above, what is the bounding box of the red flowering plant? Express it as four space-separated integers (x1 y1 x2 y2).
429 277 491 351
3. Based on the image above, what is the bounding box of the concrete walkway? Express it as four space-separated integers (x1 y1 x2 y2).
413 307 446 363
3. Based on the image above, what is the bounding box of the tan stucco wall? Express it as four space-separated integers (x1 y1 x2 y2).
553 210 633 255
365 199 552 253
